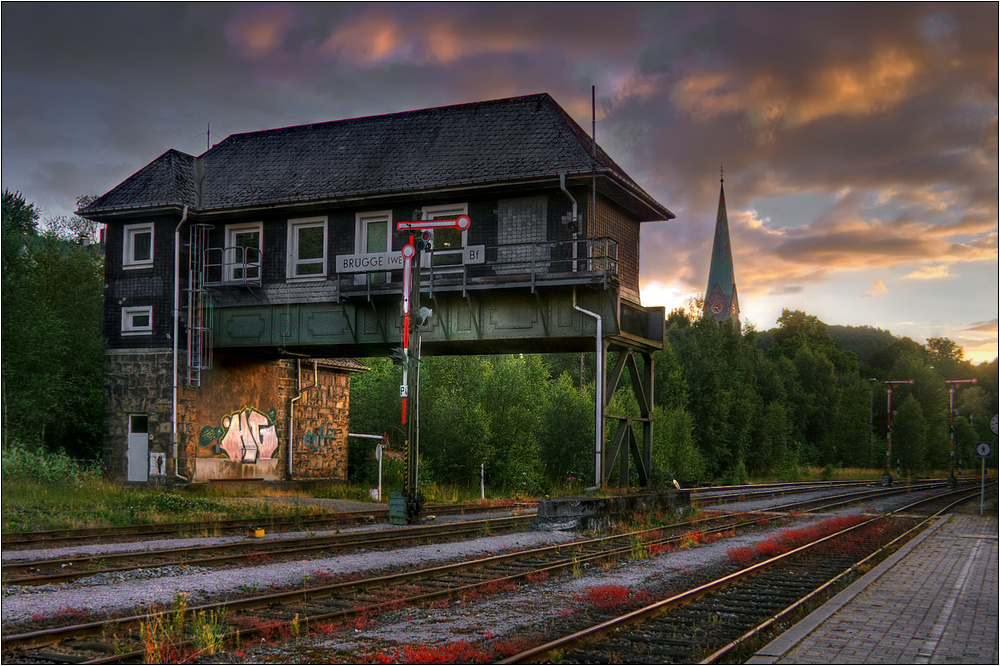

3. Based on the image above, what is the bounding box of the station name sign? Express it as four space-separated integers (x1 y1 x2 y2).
336 246 486 273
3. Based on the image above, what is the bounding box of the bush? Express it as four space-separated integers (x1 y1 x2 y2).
1 440 103 485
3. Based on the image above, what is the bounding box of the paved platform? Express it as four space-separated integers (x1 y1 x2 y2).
748 513 998 664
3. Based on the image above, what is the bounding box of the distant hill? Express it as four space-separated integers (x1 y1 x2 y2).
757 323 898 363
827 325 898 362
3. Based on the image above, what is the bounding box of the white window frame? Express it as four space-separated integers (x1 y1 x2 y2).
286 217 328 280
422 203 468 273
123 222 154 269
355 210 392 285
122 305 153 335
225 222 262 283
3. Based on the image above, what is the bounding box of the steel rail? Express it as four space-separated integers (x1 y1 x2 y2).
1 501 534 549
3 515 533 586
689 478 942 506
698 487 989 664
10 515 780 663
497 486 981 664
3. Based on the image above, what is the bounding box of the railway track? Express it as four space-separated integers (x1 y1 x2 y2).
0 500 533 550
687 478 942 507
2 480 942 588
2 481 963 663
498 486 985 664
2 515 534 587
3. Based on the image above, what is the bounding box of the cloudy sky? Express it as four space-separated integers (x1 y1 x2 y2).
3 2 997 362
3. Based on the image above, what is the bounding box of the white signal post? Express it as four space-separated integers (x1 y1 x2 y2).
392 215 472 524
884 379 914 485
400 239 415 423
946 378 978 486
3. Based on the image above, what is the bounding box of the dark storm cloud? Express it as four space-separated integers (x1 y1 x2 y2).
1 2 996 338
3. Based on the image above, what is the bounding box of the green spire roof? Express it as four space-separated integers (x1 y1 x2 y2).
704 173 740 327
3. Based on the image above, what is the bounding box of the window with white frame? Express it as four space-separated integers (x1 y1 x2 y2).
225 223 262 283
123 223 154 268
423 203 468 270
122 306 153 334
287 217 328 279
355 211 391 284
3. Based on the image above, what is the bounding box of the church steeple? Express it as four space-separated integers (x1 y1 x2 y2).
704 167 741 330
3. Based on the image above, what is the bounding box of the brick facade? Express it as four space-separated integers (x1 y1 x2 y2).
589 194 642 304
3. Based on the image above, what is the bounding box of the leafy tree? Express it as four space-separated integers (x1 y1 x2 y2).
538 372 594 486
825 378 875 468
925 337 965 377
2 190 105 457
746 401 791 476
889 353 948 469
667 317 760 478
865 337 926 377
346 357 406 481
892 395 927 475
651 405 706 484
952 417 979 476
769 309 858 375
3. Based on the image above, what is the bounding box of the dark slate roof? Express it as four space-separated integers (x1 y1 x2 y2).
81 93 673 221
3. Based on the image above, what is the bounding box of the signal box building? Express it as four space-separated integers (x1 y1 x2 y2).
81 93 674 487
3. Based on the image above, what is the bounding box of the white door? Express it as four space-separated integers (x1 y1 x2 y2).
127 414 149 482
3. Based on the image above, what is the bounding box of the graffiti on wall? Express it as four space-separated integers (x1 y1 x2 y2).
302 427 340 453
200 407 279 463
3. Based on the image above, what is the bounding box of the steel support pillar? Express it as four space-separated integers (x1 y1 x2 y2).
601 347 654 488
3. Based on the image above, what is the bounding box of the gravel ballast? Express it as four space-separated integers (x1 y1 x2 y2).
2 486 944 662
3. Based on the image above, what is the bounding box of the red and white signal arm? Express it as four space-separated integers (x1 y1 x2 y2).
397 215 470 231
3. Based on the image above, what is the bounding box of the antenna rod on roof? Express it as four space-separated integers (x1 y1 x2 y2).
591 85 597 242
207 123 211 151
591 85 596 158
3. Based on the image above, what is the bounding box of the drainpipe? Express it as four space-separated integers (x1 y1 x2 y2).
573 287 603 490
559 173 578 224
172 205 189 482
289 359 318 479
559 173 579 270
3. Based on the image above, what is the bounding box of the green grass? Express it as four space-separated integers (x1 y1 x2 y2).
7 441 992 532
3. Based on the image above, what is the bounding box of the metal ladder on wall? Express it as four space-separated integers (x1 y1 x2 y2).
185 223 214 387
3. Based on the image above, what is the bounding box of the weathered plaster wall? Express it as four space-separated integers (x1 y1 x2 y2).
181 355 290 482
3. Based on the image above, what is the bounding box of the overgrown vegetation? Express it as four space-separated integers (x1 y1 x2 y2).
1 441 317 531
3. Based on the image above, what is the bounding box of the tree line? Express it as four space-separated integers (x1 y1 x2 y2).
3 190 997 489
349 309 998 492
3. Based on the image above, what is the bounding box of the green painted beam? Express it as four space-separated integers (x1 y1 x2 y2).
213 286 663 357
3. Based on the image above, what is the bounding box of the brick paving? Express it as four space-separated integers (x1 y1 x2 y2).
748 514 998 665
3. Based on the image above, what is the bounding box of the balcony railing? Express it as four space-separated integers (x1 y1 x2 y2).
340 237 619 299
202 238 621 303
204 246 262 288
